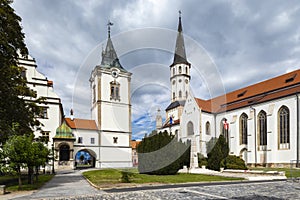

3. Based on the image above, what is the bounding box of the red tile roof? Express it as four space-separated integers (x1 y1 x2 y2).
195 69 300 113
65 118 98 130
130 140 141 149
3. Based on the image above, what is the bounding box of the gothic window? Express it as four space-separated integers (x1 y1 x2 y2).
240 113 248 145
206 121 210 135
59 144 70 161
92 85 96 103
179 66 182 74
220 118 229 142
258 110 267 148
113 137 118 144
278 106 290 149
187 121 194 135
179 90 182 98
110 81 120 101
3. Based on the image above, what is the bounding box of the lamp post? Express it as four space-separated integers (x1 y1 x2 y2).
52 143 55 174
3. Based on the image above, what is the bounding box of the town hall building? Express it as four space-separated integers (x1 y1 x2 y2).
157 14 300 168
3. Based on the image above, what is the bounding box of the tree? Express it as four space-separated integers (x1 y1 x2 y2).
3 134 33 189
137 130 190 175
0 0 42 144
207 134 229 171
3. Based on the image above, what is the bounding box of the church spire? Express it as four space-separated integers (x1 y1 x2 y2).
101 21 124 69
172 11 189 66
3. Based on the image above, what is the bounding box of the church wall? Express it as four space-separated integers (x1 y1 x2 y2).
200 112 216 156
100 102 130 132
100 131 130 147
213 95 298 165
99 147 132 168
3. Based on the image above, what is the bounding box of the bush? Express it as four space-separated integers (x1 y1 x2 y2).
197 153 208 167
207 135 229 171
137 130 190 175
222 155 248 170
121 171 134 183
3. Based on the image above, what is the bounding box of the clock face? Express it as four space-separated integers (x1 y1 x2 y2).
111 69 119 78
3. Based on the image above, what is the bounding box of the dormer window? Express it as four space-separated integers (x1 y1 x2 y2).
285 74 297 83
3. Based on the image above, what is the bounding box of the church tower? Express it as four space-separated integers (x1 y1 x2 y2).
90 22 132 168
170 12 191 102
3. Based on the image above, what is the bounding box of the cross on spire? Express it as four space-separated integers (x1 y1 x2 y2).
107 20 113 38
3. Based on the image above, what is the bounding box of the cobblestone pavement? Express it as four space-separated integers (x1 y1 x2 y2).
7 170 300 200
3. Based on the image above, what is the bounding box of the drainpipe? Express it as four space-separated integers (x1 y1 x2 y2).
297 93 300 167
251 106 257 167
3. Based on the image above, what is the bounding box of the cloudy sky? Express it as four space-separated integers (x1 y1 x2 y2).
12 0 300 140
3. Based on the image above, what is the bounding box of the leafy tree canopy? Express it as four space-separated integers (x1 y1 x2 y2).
0 0 42 144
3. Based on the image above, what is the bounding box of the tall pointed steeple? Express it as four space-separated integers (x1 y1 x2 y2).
101 21 124 69
172 11 189 66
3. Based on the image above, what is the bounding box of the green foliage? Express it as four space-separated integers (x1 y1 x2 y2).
121 171 134 183
0 0 42 144
137 130 190 175
207 134 229 171
3 134 49 188
197 153 208 167
222 155 248 170
206 137 217 154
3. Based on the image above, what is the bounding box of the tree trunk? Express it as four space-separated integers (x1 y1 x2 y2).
35 166 39 182
28 166 34 184
17 167 22 190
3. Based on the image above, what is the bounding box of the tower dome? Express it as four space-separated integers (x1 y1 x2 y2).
54 121 75 139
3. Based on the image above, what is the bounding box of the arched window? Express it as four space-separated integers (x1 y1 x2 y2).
220 118 229 142
173 67 175 75
185 66 188 74
187 121 194 135
172 92 175 100
240 113 248 145
206 121 210 135
278 106 290 149
179 66 182 74
59 144 70 161
258 110 267 148
179 90 182 98
186 91 188 98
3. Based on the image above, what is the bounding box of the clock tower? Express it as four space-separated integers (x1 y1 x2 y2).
89 22 132 168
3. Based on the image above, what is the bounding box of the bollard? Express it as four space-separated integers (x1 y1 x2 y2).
0 185 5 195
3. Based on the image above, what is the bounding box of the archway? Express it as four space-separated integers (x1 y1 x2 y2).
75 149 96 168
59 144 70 161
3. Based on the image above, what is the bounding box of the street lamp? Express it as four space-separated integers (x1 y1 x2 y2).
52 143 55 174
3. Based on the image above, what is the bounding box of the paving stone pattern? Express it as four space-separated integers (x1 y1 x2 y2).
9 170 300 200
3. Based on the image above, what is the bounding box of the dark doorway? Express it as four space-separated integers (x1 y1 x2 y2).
59 144 70 161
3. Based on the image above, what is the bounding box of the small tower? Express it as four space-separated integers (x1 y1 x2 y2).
170 11 191 102
156 108 162 130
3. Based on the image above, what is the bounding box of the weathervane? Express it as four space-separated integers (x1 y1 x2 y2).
107 20 114 38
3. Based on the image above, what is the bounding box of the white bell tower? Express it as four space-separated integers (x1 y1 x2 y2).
89 21 132 168
170 11 191 102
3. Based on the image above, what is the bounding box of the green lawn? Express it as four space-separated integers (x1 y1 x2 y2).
249 167 300 178
83 168 243 188
0 174 54 191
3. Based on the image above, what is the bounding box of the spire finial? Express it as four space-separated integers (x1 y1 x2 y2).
179 10 182 18
107 20 114 38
